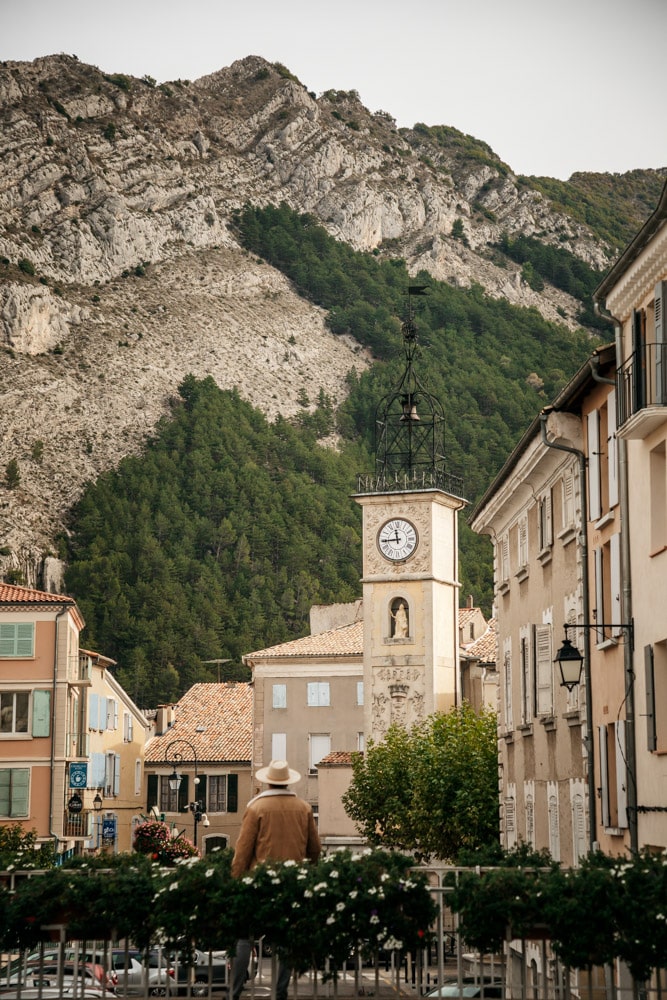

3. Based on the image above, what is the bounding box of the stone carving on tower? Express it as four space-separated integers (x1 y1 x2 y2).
354 287 467 743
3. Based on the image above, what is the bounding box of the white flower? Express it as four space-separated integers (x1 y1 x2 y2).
349 890 358 899
304 890 313 898
370 915 379 924
329 870 339 879
297 874 306 880
380 873 389 882
169 882 179 891
326 916 336 925
271 878 280 885
336 902 345 912
368 887 377 895
267 869 277 877
242 877 253 885
292 902 300 909
314 882 328 892
284 859 297 867
206 869 215 878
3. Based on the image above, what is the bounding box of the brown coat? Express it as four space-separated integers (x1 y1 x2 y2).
231 789 321 877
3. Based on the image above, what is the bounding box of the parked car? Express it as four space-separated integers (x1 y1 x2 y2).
0 948 116 990
0 960 112 993
174 950 229 997
111 948 174 997
425 978 503 998
0 989 109 999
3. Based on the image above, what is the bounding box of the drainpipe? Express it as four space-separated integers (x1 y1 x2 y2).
594 305 639 853
49 605 69 859
539 411 597 851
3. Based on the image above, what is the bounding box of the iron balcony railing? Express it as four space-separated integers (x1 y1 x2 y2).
617 342 667 427
356 468 466 501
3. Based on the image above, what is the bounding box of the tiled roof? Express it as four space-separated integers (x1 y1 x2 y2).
0 583 76 605
145 682 253 764
0 583 84 630
463 620 497 664
458 607 480 628
244 620 363 660
318 750 357 767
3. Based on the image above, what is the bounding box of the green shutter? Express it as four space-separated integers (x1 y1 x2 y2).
10 769 29 817
0 771 10 815
0 623 34 657
32 690 51 737
147 774 158 811
227 774 238 813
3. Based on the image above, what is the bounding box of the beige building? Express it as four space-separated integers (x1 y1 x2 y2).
0 583 147 858
470 356 615 865
144 682 253 853
594 178 667 854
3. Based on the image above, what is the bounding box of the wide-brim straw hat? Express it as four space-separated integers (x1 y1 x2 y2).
255 759 301 785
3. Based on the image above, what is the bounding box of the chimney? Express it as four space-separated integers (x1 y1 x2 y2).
467 595 474 609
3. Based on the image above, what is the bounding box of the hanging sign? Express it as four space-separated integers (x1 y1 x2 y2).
67 793 83 814
69 763 88 788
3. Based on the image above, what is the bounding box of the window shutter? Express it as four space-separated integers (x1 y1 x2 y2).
544 490 553 546
0 770 10 815
91 752 106 788
610 533 622 636
0 623 35 657
655 281 666 404
598 726 610 827
177 774 189 813
10 769 29 817
272 684 286 709
113 700 119 730
587 410 601 520
32 690 51 737
563 473 575 528
147 774 159 811
534 625 553 715
89 693 99 730
100 697 108 731
608 390 619 508
227 774 238 813
645 644 656 751
501 534 510 580
196 774 207 809
272 733 287 760
114 753 121 796
615 721 628 828
594 547 604 644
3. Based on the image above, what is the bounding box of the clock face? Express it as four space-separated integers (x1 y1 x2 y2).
377 518 418 562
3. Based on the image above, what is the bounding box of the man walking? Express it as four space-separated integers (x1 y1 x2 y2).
231 760 321 1000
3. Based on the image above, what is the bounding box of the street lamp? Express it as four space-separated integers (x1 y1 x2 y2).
554 619 635 691
164 738 208 847
93 792 103 812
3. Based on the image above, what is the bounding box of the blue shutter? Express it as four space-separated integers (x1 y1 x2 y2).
90 752 106 788
114 754 121 796
100 696 108 731
32 691 51 737
89 693 99 730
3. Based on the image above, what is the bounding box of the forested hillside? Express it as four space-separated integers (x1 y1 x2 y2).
64 207 602 701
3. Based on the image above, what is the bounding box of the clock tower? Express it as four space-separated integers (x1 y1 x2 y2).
354 288 466 742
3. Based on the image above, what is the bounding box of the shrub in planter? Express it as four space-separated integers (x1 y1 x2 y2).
133 820 199 865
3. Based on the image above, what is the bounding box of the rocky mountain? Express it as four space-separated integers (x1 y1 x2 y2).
0 52 663 586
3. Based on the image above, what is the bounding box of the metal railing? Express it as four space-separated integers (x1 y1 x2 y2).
617 342 667 427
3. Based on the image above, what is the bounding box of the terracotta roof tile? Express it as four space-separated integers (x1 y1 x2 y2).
463 620 497 664
245 621 363 660
145 682 253 764
318 750 357 767
0 583 84 630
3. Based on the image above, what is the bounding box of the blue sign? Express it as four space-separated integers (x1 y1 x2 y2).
102 818 116 842
69 763 88 789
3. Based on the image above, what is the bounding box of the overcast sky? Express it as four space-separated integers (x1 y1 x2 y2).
2 0 666 180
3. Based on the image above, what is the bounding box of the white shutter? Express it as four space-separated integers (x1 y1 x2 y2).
271 732 287 760
272 684 286 708
594 547 604 644
534 625 553 715
309 733 331 771
562 472 575 529
608 391 618 508
501 534 510 581
588 410 601 520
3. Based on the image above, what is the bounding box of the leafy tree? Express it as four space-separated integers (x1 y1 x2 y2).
4 459 20 489
343 704 499 861
0 825 54 870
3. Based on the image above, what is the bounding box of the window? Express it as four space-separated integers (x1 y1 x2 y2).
533 625 553 716
562 470 576 531
309 733 331 773
159 774 181 814
593 534 621 641
208 775 228 812
517 517 528 571
105 752 121 797
357 731 365 751
503 642 513 730
0 692 29 734
650 440 667 554
107 699 118 730
644 640 667 753
134 759 142 796
504 787 516 849
356 682 364 706
547 785 560 862
520 630 532 725
499 534 510 584
598 722 628 829
272 684 287 709
0 623 34 658
123 711 133 742
571 786 587 865
0 768 29 817
272 732 287 760
538 490 553 551
307 682 330 707
587 409 601 520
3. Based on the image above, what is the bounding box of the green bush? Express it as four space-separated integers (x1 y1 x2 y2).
18 258 35 276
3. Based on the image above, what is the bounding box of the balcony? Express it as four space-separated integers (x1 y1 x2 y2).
66 731 90 758
62 808 93 840
68 653 93 686
617 343 667 439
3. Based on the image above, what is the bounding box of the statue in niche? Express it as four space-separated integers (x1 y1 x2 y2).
390 598 409 638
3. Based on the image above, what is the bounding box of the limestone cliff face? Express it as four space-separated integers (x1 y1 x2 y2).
0 53 620 582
